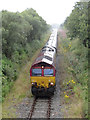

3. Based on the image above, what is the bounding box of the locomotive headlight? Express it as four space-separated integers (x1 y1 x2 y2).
42 66 44 68
50 82 54 85
32 82 37 85
32 82 35 85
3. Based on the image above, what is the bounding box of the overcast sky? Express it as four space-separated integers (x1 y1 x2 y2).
0 0 80 25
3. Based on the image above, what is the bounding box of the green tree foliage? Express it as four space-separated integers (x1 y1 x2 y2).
2 8 50 100
21 8 48 41
64 2 88 47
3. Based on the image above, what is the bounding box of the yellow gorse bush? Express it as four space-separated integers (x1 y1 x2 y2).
65 95 69 98
71 80 75 84
64 80 76 98
67 80 75 84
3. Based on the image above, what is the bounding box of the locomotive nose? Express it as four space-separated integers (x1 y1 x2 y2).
42 81 44 83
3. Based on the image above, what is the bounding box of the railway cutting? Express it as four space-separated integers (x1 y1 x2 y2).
14 28 62 118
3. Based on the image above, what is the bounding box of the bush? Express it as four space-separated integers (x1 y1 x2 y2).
2 9 50 101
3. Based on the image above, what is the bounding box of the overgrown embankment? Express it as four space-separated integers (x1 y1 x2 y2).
58 2 88 118
58 29 88 118
2 8 50 101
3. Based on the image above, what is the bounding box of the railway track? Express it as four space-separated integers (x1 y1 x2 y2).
27 96 52 119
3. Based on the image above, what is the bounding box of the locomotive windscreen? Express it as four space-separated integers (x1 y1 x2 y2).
32 69 42 76
44 69 53 76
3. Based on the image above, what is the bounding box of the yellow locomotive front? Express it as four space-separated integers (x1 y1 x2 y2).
30 62 56 96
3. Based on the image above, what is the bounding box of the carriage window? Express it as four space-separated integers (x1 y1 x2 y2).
44 69 53 76
32 69 42 76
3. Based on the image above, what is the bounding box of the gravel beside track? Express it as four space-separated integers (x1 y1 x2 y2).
50 53 63 118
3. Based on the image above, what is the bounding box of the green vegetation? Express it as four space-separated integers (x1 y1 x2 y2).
59 2 88 118
2 8 50 101
64 2 88 48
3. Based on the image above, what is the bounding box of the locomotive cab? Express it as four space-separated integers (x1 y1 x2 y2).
30 62 56 96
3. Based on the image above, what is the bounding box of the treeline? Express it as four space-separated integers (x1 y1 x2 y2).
64 2 89 48
62 2 88 117
2 8 50 101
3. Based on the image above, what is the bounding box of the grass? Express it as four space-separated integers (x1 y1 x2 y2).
62 99 83 118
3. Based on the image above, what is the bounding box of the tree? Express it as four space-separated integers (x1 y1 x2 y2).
64 2 88 47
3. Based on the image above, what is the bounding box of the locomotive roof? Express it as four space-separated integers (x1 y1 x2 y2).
31 51 55 67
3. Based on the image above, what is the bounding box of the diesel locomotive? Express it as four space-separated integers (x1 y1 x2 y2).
30 29 57 96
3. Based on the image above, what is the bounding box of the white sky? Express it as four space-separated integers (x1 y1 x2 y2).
0 0 80 25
